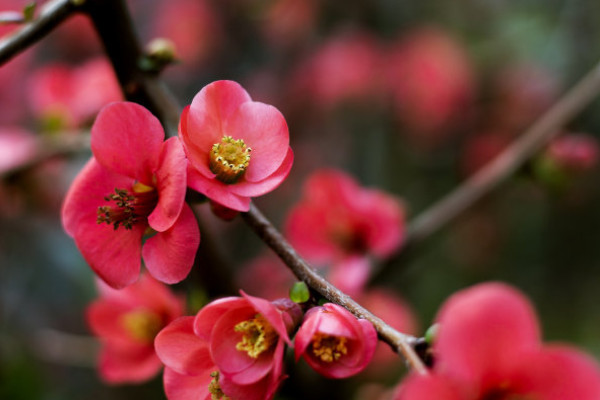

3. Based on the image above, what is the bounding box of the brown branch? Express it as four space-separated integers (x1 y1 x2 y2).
242 203 428 374
404 59 600 249
83 0 180 137
0 0 78 66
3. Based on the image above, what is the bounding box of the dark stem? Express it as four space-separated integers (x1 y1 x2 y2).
0 0 77 65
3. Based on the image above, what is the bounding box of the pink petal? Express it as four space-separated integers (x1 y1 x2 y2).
187 166 251 211
148 137 188 232
142 203 200 284
62 159 145 288
210 306 259 375
294 307 323 360
179 105 215 179
194 297 246 340
86 298 135 343
241 291 291 345
99 343 162 384
328 256 371 297
224 101 289 182
163 367 213 400
228 148 294 197
507 346 600 400
184 81 252 177
394 374 464 400
155 317 215 376
91 102 164 184
219 370 276 400
435 282 541 388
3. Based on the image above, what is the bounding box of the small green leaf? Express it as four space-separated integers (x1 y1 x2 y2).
23 2 36 22
289 281 310 303
424 323 439 345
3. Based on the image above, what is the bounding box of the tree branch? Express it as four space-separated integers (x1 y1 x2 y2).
242 203 428 374
0 0 78 65
404 59 600 249
83 0 180 137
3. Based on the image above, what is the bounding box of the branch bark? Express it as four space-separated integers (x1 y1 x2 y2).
0 0 77 65
404 59 600 249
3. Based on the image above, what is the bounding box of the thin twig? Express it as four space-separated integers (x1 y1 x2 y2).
405 59 600 248
242 203 428 374
0 0 78 65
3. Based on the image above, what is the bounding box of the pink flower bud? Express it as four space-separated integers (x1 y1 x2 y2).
294 303 377 379
546 133 599 173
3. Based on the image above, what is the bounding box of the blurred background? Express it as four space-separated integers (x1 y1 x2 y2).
2 0 600 399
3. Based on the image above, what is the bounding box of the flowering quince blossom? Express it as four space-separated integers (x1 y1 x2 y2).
86 274 184 383
62 101 200 289
395 282 600 400
179 80 294 212
285 169 405 295
155 292 302 400
294 303 377 378
545 133 599 173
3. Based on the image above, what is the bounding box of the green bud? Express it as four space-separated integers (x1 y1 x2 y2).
424 323 439 345
289 281 310 303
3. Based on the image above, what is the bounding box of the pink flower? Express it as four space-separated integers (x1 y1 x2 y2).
180 80 294 212
0 128 38 174
86 274 184 383
545 133 599 173
62 101 200 289
288 31 383 110
285 169 405 294
395 282 600 400
155 293 302 400
237 253 296 300
385 27 473 147
294 303 377 378
27 58 122 129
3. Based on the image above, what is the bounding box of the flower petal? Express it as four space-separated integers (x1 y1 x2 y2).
228 148 294 197
99 343 162 384
210 306 258 375
187 166 251 211
142 203 200 284
163 367 213 400
435 282 541 388
155 317 215 376
394 374 464 400
91 102 164 184
194 297 246 340
148 137 188 232
183 81 251 178
224 101 289 182
241 291 291 345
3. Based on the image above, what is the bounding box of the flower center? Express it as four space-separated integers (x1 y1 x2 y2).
208 371 231 400
120 309 162 342
234 314 277 358
311 333 348 362
209 135 252 184
96 182 158 230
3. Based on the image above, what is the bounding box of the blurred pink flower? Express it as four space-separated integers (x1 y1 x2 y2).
27 58 122 129
261 0 318 47
545 133 599 173
288 31 383 110
386 28 473 147
180 80 293 211
86 274 184 383
395 282 600 400
151 0 222 71
285 169 405 294
0 127 38 174
62 102 199 289
237 253 296 300
294 303 377 378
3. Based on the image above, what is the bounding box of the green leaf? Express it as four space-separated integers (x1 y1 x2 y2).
23 2 36 22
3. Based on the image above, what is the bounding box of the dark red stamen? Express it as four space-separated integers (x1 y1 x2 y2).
97 187 158 230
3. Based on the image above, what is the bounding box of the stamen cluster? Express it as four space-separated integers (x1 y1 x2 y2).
209 135 252 184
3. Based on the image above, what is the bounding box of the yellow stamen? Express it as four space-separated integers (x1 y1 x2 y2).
120 309 162 342
209 135 252 184
234 314 277 358
208 371 231 400
311 333 348 362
